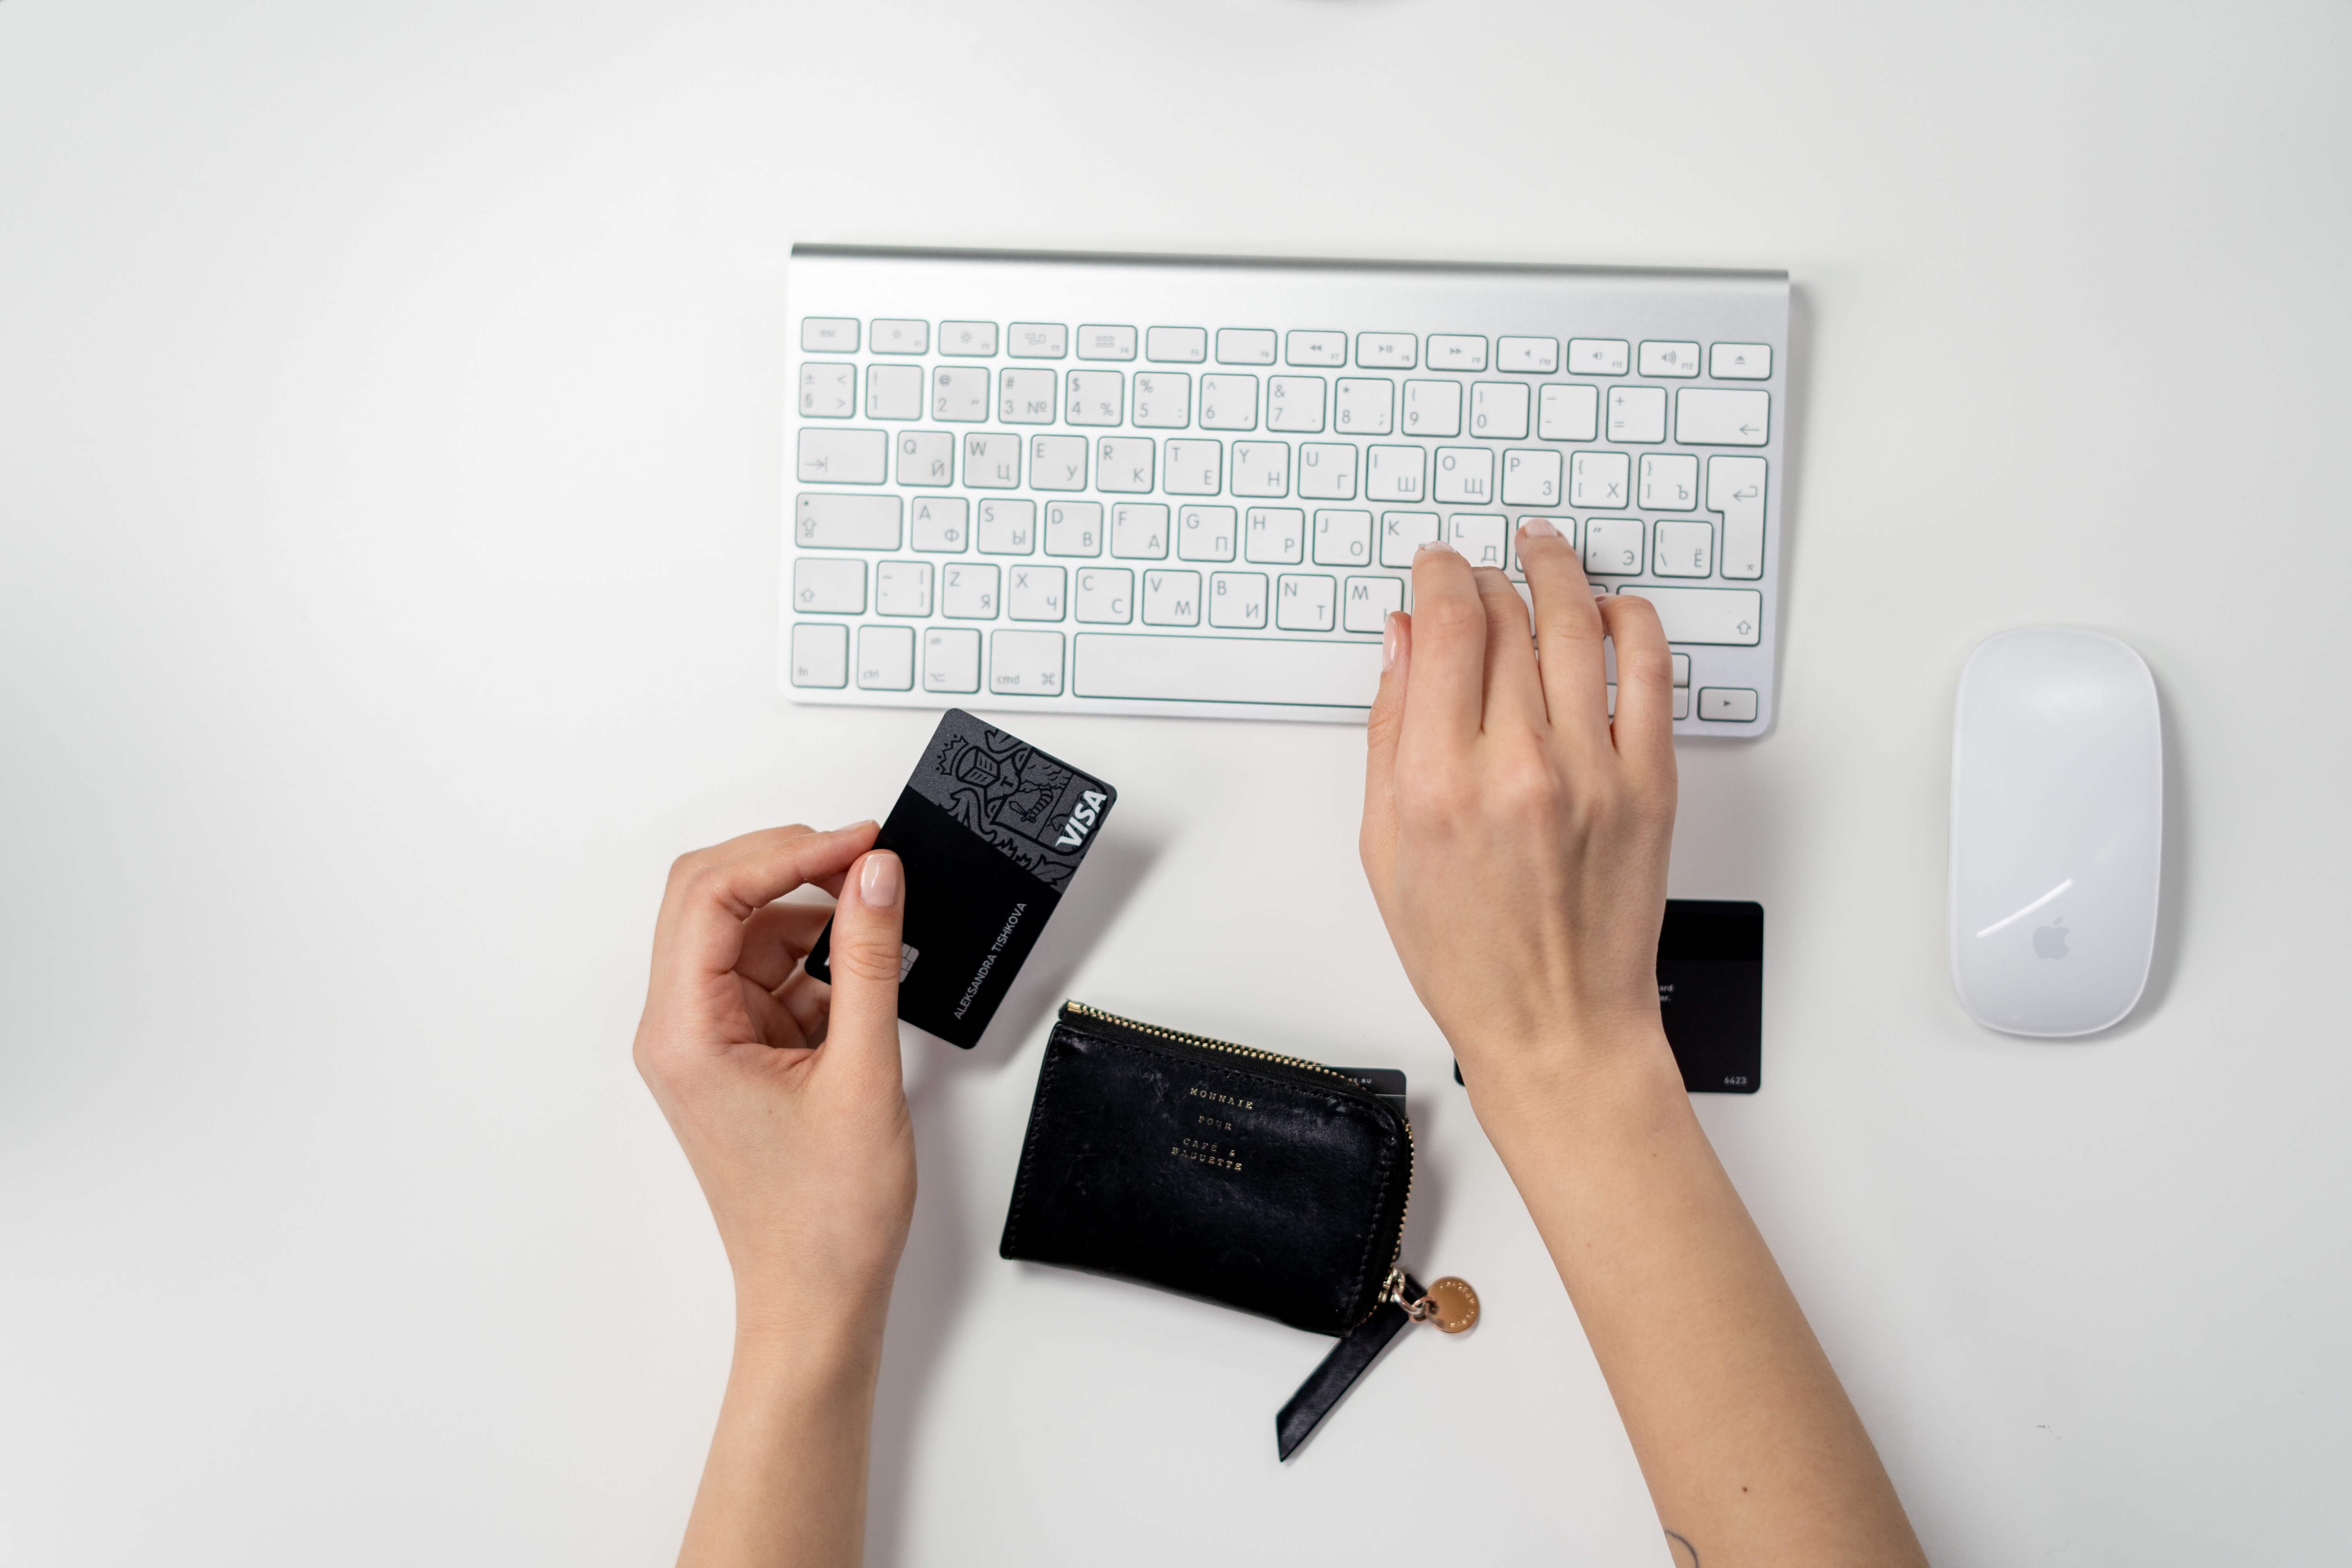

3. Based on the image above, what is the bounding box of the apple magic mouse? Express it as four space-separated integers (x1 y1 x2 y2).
1949 626 2163 1037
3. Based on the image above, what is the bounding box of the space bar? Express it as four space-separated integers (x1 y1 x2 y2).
1073 633 1383 708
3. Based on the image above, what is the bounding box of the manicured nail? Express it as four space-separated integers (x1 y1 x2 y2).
1416 536 1457 557
1382 613 1401 670
833 818 878 835
1518 516 1558 540
859 851 901 909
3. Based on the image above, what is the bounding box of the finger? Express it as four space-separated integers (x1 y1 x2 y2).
772 967 832 1044
1398 539 1485 762
1473 566 1545 731
1598 593 1679 786
1359 611 1411 896
737 900 833 992
822 849 907 1085
652 821 878 993
1516 519 1612 760
739 975 818 1051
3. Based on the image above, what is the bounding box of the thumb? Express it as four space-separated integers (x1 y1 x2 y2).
1360 611 1410 889
825 849 907 1077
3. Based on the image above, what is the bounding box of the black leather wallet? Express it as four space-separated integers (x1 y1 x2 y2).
1000 1002 1444 1457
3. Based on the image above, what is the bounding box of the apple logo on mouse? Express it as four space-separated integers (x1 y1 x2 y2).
2032 916 2071 960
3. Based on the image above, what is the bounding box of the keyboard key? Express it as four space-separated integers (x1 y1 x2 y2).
866 364 924 420
792 556 866 613
1448 513 1508 569
1073 632 1381 705
1163 439 1223 495
1132 372 1191 428
1066 370 1124 425
1008 323 1068 359
1143 569 1203 625
1286 330 1348 367
1297 442 1358 500
1176 505 1237 561
1111 503 1169 558
871 318 927 354
933 366 989 421
1707 455 1767 579
1570 450 1632 508
978 499 1036 554
1697 686 1759 720
1432 446 1494 504
1075 566 1134 623
1275 574 1337 631
1045 501 1104 556
1009 564 1066 621
942 562 999 619
1216 328 1277 365
1427 334 1488 371
790 622 848 686
857 624 915 690
1096 436 1155 493
1639 340 1701 377
1501 448 1563 506
1334 377 1394 435
1608 386 1668 444
1653 519 1713 577
1356 332 1417 369
1672 653 1691 687
940 320 998 357
1568 338 1630 375
1626 585 1763 645
801 317 857 353
796 492 901 549
1200 375 1259 430
908 496 966 552
1640 453 1700 510
963 432 1020 488
798 427 887 483
1402 380 1462 437
1000 368 1056 423
1471 381 1530 439
1147 326 1207 363
1244 506 1305 564
1585 517 1645 575
1538 383 1599 441
800 362 855 417
1077 324 1137 360
1230 440 1289 498
896 430 954 486
1343 575 1403 633
990 630 1064 694
1380 511 1440 567
1709 343 1771 379
924 627 981 692
1676 388 1770 446
1210 571 1269 627
1267 376 1327 432
1366 445 1426 502
1031 434 1089 490
1498 336 1559 373
875 560 934 615
1312 508 1373 567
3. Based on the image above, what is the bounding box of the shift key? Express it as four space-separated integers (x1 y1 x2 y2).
1619 585 1762 646
795 493 902 550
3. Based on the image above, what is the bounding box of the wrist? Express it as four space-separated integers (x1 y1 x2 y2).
731 1281 893 1381
1458 1022 1687 1152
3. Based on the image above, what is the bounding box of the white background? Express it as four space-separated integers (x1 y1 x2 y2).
4 4 2349 1563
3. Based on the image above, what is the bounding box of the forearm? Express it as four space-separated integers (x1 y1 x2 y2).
677 1319 884 1568
1476 1037 1926 1568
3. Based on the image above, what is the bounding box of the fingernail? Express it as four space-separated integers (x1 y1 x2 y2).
833 818 878 835
1416 537 1457 558
1382 613 1401 670
1519 516 1558 539
858 851 901 909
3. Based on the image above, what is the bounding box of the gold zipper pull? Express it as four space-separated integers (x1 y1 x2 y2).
1393 1272 1480 1334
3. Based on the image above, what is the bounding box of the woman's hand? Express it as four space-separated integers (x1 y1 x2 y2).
1359 521 1681 1115
633 820 915 1345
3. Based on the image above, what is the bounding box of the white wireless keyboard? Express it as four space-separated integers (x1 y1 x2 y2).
783 246 1788 733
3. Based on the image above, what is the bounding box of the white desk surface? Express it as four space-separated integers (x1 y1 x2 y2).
5 4 2349 1563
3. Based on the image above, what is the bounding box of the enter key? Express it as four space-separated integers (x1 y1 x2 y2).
1706 455 1768 580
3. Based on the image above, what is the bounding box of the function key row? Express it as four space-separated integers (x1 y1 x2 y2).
799 316 1771 378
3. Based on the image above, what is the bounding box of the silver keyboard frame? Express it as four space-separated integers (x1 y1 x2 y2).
782 244 1789 734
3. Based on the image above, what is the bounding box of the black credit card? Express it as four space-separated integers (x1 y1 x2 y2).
1452 899 1764 1094
1332 1067 1408 1122
805 710 1116 1049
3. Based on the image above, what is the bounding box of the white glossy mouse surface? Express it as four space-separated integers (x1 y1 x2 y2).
1949 627 2163 1037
